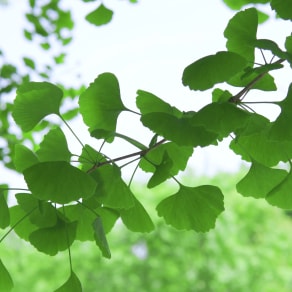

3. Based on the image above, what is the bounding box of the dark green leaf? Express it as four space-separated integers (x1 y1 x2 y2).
13 144 39 172
0 188 9 228
36 128 71 162
285 35 292 53
12 82 63 131
0 259 13 291
24 162 97 204
29 217 77 256
79 73 126 141
92 217 111 258
54 272 82 292
0 64 16 78
182 51 247 91
224 8 258 63
212 88 232 103
85 4 113 26
23 57 35 70
236 161 287 198
156 185 224 232
271 0 292 21
254 39 287 60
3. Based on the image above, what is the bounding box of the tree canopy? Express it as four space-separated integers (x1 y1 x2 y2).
1 0 292 290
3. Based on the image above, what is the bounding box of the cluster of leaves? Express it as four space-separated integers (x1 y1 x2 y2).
1 0 292 290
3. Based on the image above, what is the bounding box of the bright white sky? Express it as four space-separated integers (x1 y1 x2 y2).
0 0 291 188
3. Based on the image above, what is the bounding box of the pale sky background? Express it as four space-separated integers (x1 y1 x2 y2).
0 0 291 188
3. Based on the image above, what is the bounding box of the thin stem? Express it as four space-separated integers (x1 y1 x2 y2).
0 188 30 192
243 101 279 104
126 108 141 116
127 161 140 187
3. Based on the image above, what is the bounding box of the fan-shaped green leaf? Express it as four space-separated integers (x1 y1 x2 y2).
36 128 71 162
79 73 126 141
271 0 292 21
182 51 247 91
13 144 39 172
224 8 258 63
0 259 13 292
236 161 287 198
24 161 97 204
0 188 9 228
92 217 111 258
29 217 77 256
54 272 82 292
85 4 113 26
156 185 224 232
120 195 154 232
12 82 62 131
254 39 288 60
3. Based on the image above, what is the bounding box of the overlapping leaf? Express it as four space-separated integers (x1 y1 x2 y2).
12 82 63 131
92 217 111 258
24 161 97 204
85 4 113 26
0 187 9 229
0 259 13 292
79 73 126 141
13 145 39 172
182 51 247 91
54 271 82 292
156 185 224 232
271 0 292 21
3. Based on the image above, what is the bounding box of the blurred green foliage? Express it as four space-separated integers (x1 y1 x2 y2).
1 172 292 291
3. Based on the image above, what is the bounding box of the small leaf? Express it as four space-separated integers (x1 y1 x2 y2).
36 128 71 162
0 188 9 228
24 161 97 204
92 217 111 258
13 144 39 172
23 57 35 69
54 271 82 292
182 51 247 91
156 185 224 232
0 259 13 291
212 88 232 103
79 73 126 141
254 39 288 60
271 0 292 21
12 82 63 131
85 4 113 26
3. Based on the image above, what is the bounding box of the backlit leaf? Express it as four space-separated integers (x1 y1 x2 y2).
156 185 224 232
92 217 111 258
12 82 62 131
271 0 292 21
0 188 9 228
223 0 269 10
13 144 39 172
0 259 13 291
54 272 82 292
24 161 97 204
212 88 232 103
182 51 247 91
85 4 113 26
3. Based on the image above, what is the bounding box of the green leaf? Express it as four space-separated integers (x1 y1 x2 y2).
79 144 106 172
92 217 111 258
54 53 66 64
23 57 35 69
120 195 154 232
54 272 82 292
254 39 288 60
223 0 269 10
36 128 71 162
79 73 126 141
12 82 63 131
271 0 292 21
212 88 232 103
266 169 292 209
24 162 97 204
236 161 287 198
0 188 9 228
182 51 247 91
224 8 258 63
85 4 113 26
29 217 77 256
13 144 39 172
0 259 13 291
156 185 224 232
285 35 292 53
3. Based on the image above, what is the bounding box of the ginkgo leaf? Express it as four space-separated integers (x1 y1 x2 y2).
224 8 258 63
254 39 288 60
12 82 62 131
156 185 224 232
79 144 107 172
54 271 82 292
0 187 9 228
79 73 126 141
0 259 13 292
92 217 111 258
24 161 97 204
13 144 39 172
236 161 287 198
182 51 247 91
85 4 113 26
266 169 292 209
36 127 71 162
212 88 232 103
120 195 154 232
29 217 77 256
271 0 292 21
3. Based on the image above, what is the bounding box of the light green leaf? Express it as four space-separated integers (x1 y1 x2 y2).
182 51 247 91
13 144 39 172
29 217 77 256
85 4 113 26
12 82 63 131
212 88 232 103
224 8 258 63
0 259 13 291
36 128 71 162
23 57 35 69
156 185 224 232
24 162 97 204
223 0 269 10
54 272 82 292
79 144 107 172
271 0 292 21
236 161 287 198
0 188 9 229
92 217 111 258
79 73 126 141
120 195 154 232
